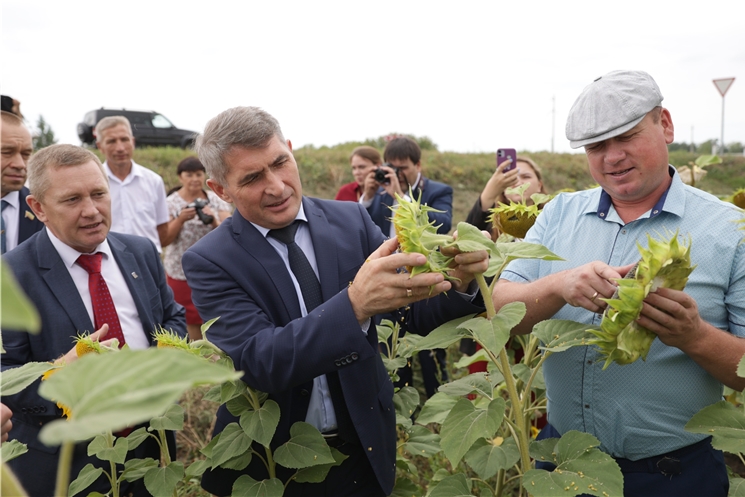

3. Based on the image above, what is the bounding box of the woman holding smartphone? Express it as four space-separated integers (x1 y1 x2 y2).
465 155 546 236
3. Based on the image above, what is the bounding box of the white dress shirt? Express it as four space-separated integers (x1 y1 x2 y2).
104 161 169 252
46 228 150 349
2 191 21 252
252 205 360 434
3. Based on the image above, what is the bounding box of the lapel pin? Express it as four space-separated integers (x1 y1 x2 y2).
131 272 138 279
25 211 35 221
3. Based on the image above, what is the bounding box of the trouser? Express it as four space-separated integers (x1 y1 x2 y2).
535 423 729 497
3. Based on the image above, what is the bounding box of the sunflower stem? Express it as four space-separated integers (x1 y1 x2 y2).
54 440 74 497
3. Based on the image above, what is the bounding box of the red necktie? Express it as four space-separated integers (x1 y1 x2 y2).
76 253 126 347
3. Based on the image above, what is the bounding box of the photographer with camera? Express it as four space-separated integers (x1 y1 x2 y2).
360 136 454 399
163 157 232 340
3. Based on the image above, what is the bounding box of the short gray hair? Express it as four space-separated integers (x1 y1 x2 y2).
195 106 285 186
95 116 133 142
28 144 106 202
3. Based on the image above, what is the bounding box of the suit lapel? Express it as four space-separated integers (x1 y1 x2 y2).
231 210 302 320
36 230 94 334
107 235 154 337
303 198 339 302
17 187 40 243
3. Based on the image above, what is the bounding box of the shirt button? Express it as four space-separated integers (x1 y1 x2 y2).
300 389 310 397
584 404 590 408
587 360 593 365
621 229 627 234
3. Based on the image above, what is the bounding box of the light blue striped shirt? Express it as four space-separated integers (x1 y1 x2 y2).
502 168 745 460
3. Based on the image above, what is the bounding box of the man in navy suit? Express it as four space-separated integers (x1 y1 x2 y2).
1 111 44 254
360 136 454 398
182 107 488 496
1 144 186 496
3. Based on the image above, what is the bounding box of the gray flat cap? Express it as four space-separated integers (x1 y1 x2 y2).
566 70 663 149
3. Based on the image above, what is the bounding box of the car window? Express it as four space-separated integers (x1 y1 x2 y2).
151 114 173 128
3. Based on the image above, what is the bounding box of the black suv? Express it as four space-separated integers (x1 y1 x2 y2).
77 108 197 149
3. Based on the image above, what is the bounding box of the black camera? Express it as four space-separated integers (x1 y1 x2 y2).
374 163 397 185
185 198 214 225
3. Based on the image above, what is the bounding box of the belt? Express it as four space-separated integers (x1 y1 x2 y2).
322 430 348 449
614 437 713 476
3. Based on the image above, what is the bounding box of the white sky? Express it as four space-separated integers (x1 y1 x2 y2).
3 0 744 154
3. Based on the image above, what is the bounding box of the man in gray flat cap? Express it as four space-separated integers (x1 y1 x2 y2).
494 70 745 496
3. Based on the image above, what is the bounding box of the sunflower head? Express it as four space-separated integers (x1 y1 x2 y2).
74 333 105 357
589 231 694 369
153 327 192 351
391 190 453 278
488 184 552 239
731 189 745 209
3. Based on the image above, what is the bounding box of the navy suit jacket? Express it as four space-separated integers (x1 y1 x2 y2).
1 229 185 496
366 176 453 235
16 186 44 246
182 197 483 495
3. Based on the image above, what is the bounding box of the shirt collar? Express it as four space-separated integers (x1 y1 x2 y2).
252 203 309 238
103 161 141 182
595 166 679 221
46 227 113 269
1 190 20 209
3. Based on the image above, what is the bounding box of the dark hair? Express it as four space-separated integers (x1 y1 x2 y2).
384 137 421 165
177 156 206 175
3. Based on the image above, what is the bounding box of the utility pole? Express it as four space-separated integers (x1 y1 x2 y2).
713 78 735 154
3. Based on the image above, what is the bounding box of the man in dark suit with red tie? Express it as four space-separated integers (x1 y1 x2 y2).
1 144 186 496
182 106 490 496
1 111 44 254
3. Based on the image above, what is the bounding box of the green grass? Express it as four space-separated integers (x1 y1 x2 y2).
122 145 745 231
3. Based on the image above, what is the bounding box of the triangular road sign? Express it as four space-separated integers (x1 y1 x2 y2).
713 78 735 97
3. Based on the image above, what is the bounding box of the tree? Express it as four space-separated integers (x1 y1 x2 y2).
32 115 57 150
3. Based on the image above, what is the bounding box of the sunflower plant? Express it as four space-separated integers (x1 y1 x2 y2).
488 183 553 239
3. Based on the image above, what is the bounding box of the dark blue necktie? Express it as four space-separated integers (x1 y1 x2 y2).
269 221 322 312
268 220 356 442
1 200 8 254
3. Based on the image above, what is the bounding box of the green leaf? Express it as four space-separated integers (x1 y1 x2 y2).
232 475 284 497
273 422 335 469
730 477 745 497
221 450 253 471
376 319 397 343
416 392 459 426
201 316 220 336
211 423 254 468
390 477 422 497
524 431 623 497
396 452 418 474
143 461 184 497
1 361 56 396
533 320 597 353
200 432 219 458
381 356 408 374
394 386 420 420
125 427 151 451
450 222 498 253
685 400 745 453
464 436 520 480
427 473 473 497
184 458 212 478
440 397 505 466
149 403 185 431
694 154 722 167
1 260 41 334
38 348 241 445
453 348 490 368
87 434 128 464
403 425 441 458
513 363 545 391
67 463 104 497
202 384 223 403
487 240 563 278
437 373 493 399
227 392 254 416
294 447 347 483
239 399 280 448
413 315 476 351
0 439 27 463
120 457 158 481
476 302 526 354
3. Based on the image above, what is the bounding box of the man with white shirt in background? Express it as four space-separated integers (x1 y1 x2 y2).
95 116 169 251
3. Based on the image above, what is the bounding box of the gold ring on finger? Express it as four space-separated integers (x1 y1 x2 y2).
406 288 413 298
591 291 599 302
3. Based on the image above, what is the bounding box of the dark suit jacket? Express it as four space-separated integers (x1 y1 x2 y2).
1 230 186 497
15 186 44 246
366 176 453 235
182 197 483 495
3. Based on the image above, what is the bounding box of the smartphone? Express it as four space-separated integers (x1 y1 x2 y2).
497 148 517 173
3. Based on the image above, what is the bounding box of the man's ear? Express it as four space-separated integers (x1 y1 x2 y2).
25 195 48 224
206 179 232 204
660 108 674 145
286 139 293 152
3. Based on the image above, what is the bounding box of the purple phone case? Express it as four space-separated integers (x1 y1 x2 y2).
497 148 517 172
